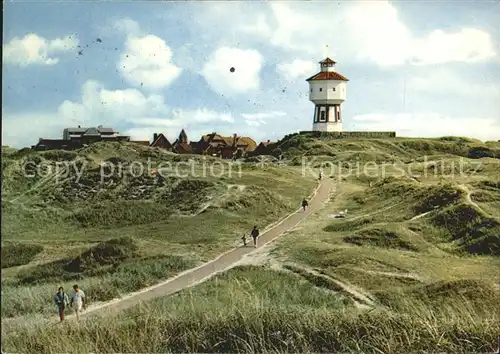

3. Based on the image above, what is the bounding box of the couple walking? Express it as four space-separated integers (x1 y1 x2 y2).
54 284 86 322
241 196 311 248
242 226 260 248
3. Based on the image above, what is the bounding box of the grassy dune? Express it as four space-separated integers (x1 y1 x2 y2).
2 267 498 353
2 137 500 353
1 142 316 318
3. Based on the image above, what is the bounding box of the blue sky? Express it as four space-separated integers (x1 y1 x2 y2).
3 0 500 148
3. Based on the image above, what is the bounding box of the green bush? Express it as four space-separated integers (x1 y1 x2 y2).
431 203 500 255
1 243 44 269
343 227 418 252
70 201 173 228
414 184 463 213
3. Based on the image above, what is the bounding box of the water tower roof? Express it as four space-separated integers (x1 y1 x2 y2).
306 71 349 81
319 57 337 64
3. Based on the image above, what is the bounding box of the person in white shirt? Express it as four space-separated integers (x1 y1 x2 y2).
70 284 86 320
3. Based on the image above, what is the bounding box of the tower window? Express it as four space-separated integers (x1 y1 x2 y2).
319 88 323 92
332 87 336 91
310 88 313 92
320 111 326 121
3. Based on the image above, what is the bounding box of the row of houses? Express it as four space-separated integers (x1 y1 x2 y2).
32 126 279 158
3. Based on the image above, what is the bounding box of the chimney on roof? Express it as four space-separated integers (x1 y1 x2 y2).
267 139 270 143
78 125 81 128
153 133 158 142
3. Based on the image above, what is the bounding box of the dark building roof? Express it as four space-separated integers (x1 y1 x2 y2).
65 127 115 134
235 137 257 151
259 140 277 147
178 129 188 143
173 141 193 153
83 127 101 136
150 133 172 149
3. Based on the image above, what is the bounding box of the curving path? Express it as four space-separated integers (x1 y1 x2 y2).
458 184 489 216
71 177 334 319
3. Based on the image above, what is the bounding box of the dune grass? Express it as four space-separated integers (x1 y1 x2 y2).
2 266 498 353
1 142 316 320
2 138 500 353
1 243 44 269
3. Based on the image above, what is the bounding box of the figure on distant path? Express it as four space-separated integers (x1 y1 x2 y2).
319 168 323 180
302 198 309 212
241 233 247 246
70 284 86 321
251 226 260 248
54 286 69 322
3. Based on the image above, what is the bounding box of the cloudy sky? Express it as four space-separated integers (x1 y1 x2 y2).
3 0 500 148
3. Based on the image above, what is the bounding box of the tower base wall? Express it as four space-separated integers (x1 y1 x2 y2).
312 122 343 132
300 131 397 139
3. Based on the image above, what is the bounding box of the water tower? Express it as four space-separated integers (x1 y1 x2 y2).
306 58 349 132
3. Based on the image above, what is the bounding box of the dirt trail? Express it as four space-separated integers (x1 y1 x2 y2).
60 177 333 321
284 264 376 309
458 184 488 215
349 201 405 222
313 269 377 307
410 210 434 221
350 267 423 282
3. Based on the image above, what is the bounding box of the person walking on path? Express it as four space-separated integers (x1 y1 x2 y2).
241 233 247 247
251 226 260 248
319 168 323 180
70 284 86 321
302 198 309 212
54 287 69 322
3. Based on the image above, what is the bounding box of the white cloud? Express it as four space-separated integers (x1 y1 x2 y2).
2 81 234 147
239 14 272 37
267 3 330 55
2 113 70 147
172 108 234 123
411 28 496 65
351 112 500 141
3 33 78 67
123 108 235 142
241 111 286 127
113 18 182 90
277 59 317 82
407 68 500 97
136 108 234 127
113 17 141 37
345 2 412 66
202 47 263 96
118 34 182 90
230 1 497 67
55 80 170 126
344 2 496 66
